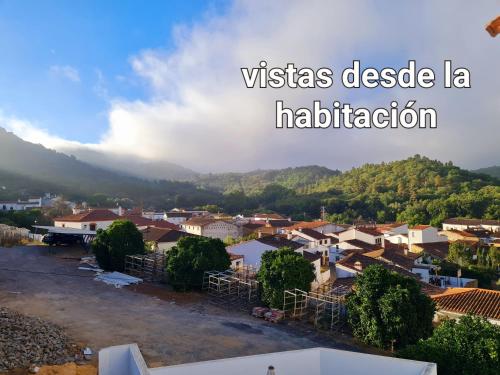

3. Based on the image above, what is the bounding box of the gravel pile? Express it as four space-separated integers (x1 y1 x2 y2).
0 307 76 371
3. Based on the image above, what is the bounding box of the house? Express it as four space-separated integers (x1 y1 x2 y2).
99 345 437 375
241 222 265 236
122 213 179 230
164 211 193 225
229 253 244 270
141 227 195 253
338 227 384 248
375 223 408 236
226 235 303 269
290 228 332 248
302 251 330 289
288 220 344 234
252 212 286 221
431 288 500 325
181 217 240 240
408 225 447 252
257 219 295 236
335 252 416 279
0 197 42 211
411 241 449 261
442 218 500 233
54 209 120 231
439 229 480 243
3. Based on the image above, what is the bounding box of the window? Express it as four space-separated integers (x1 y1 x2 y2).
89 223 96 231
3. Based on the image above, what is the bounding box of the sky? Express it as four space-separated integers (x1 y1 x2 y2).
0 0 499 173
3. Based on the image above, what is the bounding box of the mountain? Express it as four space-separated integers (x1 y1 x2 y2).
0 127 220 207
472 166 500 179
196 166 340 195
59 146 198 181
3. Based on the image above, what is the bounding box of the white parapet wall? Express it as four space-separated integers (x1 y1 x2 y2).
99 344 437 375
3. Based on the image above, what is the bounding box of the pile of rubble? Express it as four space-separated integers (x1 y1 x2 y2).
0 307 77 371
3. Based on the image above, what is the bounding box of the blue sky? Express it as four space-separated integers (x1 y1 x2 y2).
0 1 498 172
0 0 228 142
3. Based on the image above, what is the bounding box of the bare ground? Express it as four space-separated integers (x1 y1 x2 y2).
0 246 368 369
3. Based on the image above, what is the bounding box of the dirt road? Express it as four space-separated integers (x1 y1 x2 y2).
0 246 362 367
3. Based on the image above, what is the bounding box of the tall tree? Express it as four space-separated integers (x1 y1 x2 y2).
165 236 230 291
92 220 145 272
399 314 500 375
346 265 435 349
257 247 315 308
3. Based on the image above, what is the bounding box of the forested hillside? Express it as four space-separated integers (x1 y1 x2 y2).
0 127 221 208
197 166 340 195
214 156 499 225
473 166 500 179
1 126 498 226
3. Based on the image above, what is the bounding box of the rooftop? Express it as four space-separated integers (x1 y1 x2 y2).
443 217 500 226
99 345 437 375
141 227 193 243
54 209 119 223
432 288 500 320
288 221 332 231
294 228 330 240
412 242 449 259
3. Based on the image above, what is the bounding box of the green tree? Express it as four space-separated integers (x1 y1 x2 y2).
92 220 145 272
447 242 474 267
399 314 500 375
257 247 315 308
165 236 230 291
346 265 435 349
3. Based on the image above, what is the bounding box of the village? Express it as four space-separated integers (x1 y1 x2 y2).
0 194 498 374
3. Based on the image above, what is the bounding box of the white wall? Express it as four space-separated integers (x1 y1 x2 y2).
99 345 437 375
54 220 114 230
226 240 276 268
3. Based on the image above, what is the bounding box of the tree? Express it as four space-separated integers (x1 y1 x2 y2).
399 314 500 375
165 236 230 291
92 220 145 272
257 247 315 308
346 265 435 349
447 241 474 267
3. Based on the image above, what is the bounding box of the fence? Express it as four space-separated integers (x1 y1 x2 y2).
202 270 260 311
283 284 350 331
124 253 167 282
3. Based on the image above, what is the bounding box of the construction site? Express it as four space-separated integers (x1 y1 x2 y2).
200 264 351 334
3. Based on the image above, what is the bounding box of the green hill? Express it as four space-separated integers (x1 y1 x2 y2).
0 127 221 208
197 166 340 195
473 166 500 179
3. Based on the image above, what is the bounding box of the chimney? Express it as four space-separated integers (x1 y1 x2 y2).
258 231 263 239
404 248 408 256
354 261 362 271
266 365 276 375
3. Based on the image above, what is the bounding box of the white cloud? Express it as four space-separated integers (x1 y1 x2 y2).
49 65 80 82
7 1 500 172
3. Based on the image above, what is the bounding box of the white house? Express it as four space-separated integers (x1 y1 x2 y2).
226 236 303 269
99 345 437 375
181 217 240 240
288 221 344 234
164 211 193 225
290 228 332 248
442 218 500 233
141 227 195 254
408 225 447 252
338 227 385 248
0 197 42 211
54 209 120 231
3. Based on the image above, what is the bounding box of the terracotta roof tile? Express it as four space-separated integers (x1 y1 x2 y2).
432 288 500 320
54 209 119 223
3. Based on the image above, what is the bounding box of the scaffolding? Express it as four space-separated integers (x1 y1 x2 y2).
202 270 260 311
282 285 350 331
124 253 166 282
